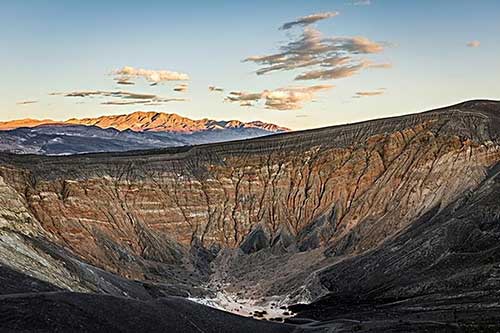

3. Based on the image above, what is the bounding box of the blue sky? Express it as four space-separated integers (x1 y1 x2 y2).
1 0 499 130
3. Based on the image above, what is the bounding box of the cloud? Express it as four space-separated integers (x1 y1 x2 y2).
280 12 339 30
174 84 189 92
239 101 254 107
225 85 333 110
64 91 107 98
101 98 186 105
330 36 384 53
101 100 150 105
61 90 187 106
115 79 135 85
466 40 480 48
349 0 371 5
114 66 189 83
353 88 385 98
244 27 390 80
295 62 365 80
295 60 390 80
367 62 392 69
209 86 224 92
16 100 38 105
65 91 157 99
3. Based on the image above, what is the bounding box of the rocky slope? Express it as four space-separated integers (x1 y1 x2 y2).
291 162 500 331
0 100 499 331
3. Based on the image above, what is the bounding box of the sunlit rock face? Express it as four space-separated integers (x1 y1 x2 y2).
0 100 499 326
0 111 290 133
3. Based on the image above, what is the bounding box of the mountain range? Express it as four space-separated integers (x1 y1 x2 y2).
0 100 499 331
0 111 288 155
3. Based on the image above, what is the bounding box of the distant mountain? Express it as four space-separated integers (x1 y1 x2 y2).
0 112 288 155
0 125 186 155
0 111 289 133
0 118 64 131
65 111 289 133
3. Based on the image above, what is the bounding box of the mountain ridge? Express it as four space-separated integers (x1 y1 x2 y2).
0 111 289 155
0 111 289 133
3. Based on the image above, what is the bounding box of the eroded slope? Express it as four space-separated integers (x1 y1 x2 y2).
0 100 499 311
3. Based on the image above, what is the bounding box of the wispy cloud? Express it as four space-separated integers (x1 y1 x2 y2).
16 100 38 105
245 27 390 81
101 98 186 105
239 101 254 107
280 12 339 30
209 86 224 92
225 85 333 110
348 0 371 6
61 90 187 106
115 79 135 85
353 88 385 98
114 66 189 83
296 61 391 81
466 40 480 48
65 91 156 99
174 83 189 92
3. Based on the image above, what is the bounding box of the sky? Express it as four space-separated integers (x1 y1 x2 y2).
1 0 499 130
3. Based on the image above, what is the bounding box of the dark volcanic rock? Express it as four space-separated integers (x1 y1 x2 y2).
0 291 311 333
240 225 270 254
271 224 296 252
0 265 60 295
